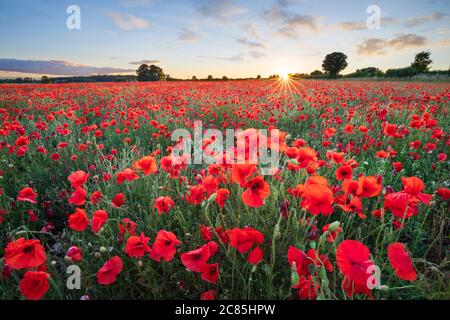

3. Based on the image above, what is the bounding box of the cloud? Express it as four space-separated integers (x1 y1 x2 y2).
178 28 203 42
129 60 160 65
0 59 134 76
195 0 246 21
242 23 261 38
264 4 321 38
248 51 266 59
356 34 427 55
237 37 266 49
216 53 245 61
336 17 398 31
107 12 149 30
405 12 447 27
120 0 155 7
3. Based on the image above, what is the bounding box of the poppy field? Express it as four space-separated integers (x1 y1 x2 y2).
0 80 448 300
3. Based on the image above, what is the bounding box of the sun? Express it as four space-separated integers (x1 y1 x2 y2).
279 69 290 80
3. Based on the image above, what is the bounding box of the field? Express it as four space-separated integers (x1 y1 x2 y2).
0 80 448 300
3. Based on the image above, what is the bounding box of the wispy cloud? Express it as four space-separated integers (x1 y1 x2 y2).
264 4 322 38
237 37 266 49
248 51 266 59
195 0 246 21
129 60 160 65
405 12 447 27
0 59 134 76
178 27 204 42
336 17 398 31
356 34 427 55
215 53 245 61
120 0 155 7
107 12 149 30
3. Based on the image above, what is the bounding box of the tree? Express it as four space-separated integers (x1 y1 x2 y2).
222 76 228 81
207 75 213 81
136 64 165 82
310 70 323 76
256 75 261 79
322 52 348 77
192 76 198 81
411 51 432 73
41 76 51 84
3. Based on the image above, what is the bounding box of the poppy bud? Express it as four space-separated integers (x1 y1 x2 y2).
328 221 340 232
99 246 107 253
379 285 389 291
290 263 299 286
207 193 217 203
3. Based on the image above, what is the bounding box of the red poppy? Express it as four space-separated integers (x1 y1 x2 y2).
300 177 334 216
17 187 38 204
91 209 108 233
401 177 432 204
4 238 47 269
65 246 82 262
125 233 151 258
336 240 373 294
201 263 219 284
90 190 103 204
215 188 230 208
153 196 175 215
230 164 256 185
287 246 309 276
68 208 89 231
356 176 382 198
436 187 450 200
335 165 353 181
387 242 417 281
202 175 219 194
19 271 49 300
384 192 418 219
97 256 123 285
150 230 181 262
133 155 158 175
241 176 270 208
229 227 264 254
112 193 125 208
200 290 217 300
181 244 213 272
68 188 87 206
116 168 139 185
247 246 264 265
293 275 319 300
67 170 89 189
201 225 212 241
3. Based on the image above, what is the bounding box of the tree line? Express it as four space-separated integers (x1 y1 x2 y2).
1 51 448 84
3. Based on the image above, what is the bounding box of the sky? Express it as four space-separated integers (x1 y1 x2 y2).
0 0 449 79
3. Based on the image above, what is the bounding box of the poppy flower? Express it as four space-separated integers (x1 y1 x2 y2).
181 244 212 272
336 240 373 290
67 170 89 189
200 290 217 300
153 196 175 215
186 184 207 205
19 271 50 300
17 187 38 204
202 175 219 194
68 208 89 232
287 246 309 276
384 192 418 219
293 275 319 300
65 246 82 262
112 193 125 208
387 242 417 281
116 168 139 185
241 176 270 208
215 188 230 208
125 233 151 258
300 180 334 216
436 187 450 200
356 176 382 198
247 246 264 265
91 210 108 233
201 263 219 284
150 230 181 262
4 238 47 269
401 177 432 204
230 164 256 186
229 227 264 254
133 155 158 175
97 256 123 285
335 165 353 181
90 190 103 204
68 188 87 206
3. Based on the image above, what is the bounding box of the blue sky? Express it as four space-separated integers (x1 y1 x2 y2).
0 0 449 78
